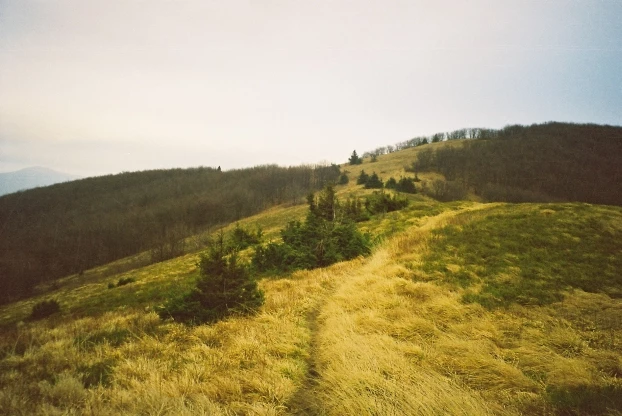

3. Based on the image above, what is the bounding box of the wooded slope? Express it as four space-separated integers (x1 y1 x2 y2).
0 164 339 303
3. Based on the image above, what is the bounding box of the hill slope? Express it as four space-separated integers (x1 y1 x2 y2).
1 122 621 415
0 164 339 303
408 122 622 205
0 200 620 415
0 166 79 196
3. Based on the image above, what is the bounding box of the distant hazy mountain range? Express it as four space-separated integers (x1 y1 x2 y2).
0 166 80 196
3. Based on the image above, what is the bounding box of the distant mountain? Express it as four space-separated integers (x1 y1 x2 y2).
0 166 80 196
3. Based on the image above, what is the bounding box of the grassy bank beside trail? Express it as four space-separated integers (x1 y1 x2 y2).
1 187 621 413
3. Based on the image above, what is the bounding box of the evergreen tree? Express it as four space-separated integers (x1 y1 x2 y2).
338 172 349 185
317 185 337 221
349 150 363 165
396 177 417 193
364 172 384 189
252 186 371 273
159 233 263 324
364 191 409 214
229 223 262 251
357 170 370 185
385 177 397 189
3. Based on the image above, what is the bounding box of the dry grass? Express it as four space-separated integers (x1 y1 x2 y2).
1 175 621 415
0 262 345 415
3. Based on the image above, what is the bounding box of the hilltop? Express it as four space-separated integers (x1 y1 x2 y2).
0 122 621 415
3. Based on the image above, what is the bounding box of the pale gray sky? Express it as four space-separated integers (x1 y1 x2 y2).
1 0 621 176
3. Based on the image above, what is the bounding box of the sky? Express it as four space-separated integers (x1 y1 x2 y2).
1 0 621 177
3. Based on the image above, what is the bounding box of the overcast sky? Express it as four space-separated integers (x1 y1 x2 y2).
1 0 621 176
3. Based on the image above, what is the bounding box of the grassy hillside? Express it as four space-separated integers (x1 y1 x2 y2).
1 125 621 415
1 198 620 415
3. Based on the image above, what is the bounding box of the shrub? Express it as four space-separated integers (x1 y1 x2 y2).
357 170 370 185
395 177 417 193
252 186 371 274
116 277 135 287
385 177 397 189
422 179 466 201
364 191 408 215
228 223 262 251
29 299 61 320
342 197 369 222
364 172 383 189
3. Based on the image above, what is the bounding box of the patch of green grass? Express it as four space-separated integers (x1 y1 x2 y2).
75 328 131 350
77 359 116 388
546 383 622 415
423 204 622 308
360 198 469 241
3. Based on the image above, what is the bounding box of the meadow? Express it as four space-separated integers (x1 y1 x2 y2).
1 143 621 415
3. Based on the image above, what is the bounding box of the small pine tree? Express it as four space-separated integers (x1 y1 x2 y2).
385 177 397 189
396 177 417 193
229 223 261 251
338 172 349 185
317 185 337 222
357 170 370 185
364 172 383 189
159 234 263 324
252 186 371 273
349 150 363 165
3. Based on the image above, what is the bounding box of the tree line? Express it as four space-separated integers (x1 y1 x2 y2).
408 122 622 205
0 164 340 304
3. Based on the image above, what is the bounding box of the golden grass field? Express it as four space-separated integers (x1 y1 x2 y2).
1 145 621 415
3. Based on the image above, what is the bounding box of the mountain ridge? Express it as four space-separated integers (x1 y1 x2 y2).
0 166 80 196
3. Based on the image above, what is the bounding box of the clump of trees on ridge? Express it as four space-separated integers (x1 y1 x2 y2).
407 122 622 205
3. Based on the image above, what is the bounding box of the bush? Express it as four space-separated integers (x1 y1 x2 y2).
228 223 262 251
338 172 349 185
395 177 417 193
385 177 397 189
252 187 371 274
357 170 369 185
422 179 466 201
342 197 369 222
29 299 61 320
364 191 408 215
364 172 383 189
116 277 135 287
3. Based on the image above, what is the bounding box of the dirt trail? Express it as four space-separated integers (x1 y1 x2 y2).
285 305 324 415
284 203 496 415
